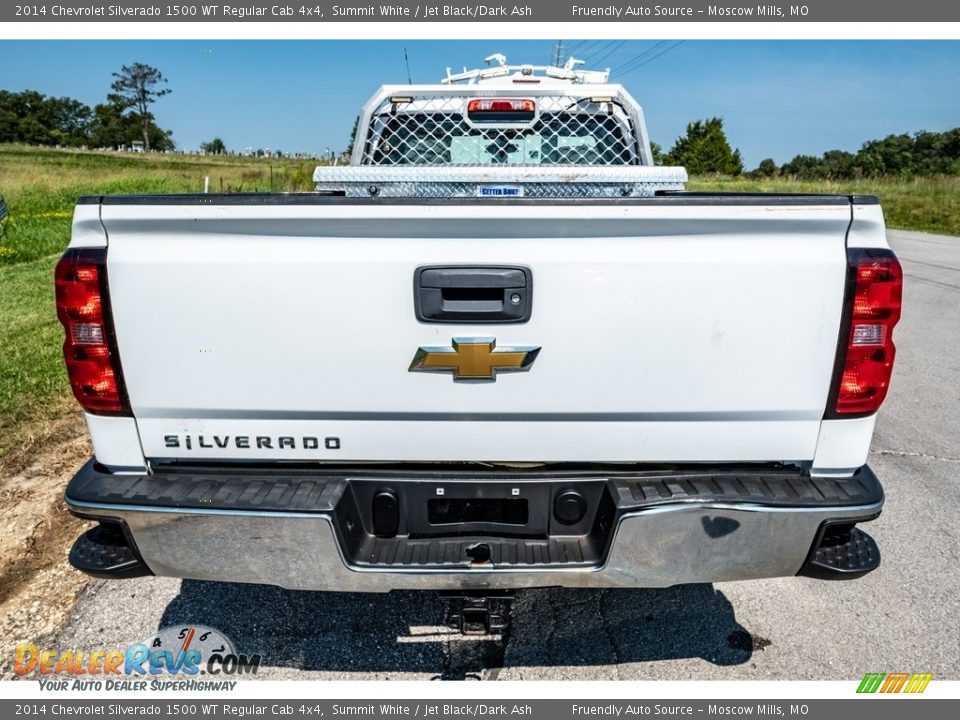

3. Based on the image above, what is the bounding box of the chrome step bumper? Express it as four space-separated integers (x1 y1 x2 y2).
65 461 883 591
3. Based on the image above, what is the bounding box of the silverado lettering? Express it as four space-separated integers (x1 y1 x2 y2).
163 435 340 450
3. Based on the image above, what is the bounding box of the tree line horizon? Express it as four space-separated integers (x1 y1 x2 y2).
651 117 960 179
2 63 959 178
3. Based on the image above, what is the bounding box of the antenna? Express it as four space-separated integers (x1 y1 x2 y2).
403 47 413 84
552 40 565 66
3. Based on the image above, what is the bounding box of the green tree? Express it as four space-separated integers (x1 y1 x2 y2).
108 62 171 151
345 116 360 157
854 133 914 176
938 128 960 175
89 102 128 148
0 90 93 147
0 91 50 144
201 137 227 154
89 101 174 151
821 150 856 179
46 97 93 146
781 154 825 179
754 158 778 177
144 122 175 152
649 141 665 165
0 91 18 141
665 118 743 175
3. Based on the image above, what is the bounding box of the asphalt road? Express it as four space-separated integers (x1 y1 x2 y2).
53 229 960 681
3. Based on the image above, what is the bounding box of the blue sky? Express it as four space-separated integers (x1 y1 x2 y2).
0 40 958 167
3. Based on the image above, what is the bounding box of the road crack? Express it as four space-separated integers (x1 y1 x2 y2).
873 449 960 464
597 590 623 677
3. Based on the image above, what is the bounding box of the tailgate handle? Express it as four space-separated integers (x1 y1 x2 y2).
415 266 532 324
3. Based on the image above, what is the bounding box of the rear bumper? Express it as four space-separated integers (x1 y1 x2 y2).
65 461 883 591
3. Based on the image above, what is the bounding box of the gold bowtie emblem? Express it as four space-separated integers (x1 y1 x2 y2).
409 338 540 381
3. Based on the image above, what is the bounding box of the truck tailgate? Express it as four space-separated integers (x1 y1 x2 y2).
98 197 851 464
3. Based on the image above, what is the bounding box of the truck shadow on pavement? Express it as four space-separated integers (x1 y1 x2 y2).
159 581 758 678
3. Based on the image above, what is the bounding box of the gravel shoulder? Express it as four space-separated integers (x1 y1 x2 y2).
0 412 93 678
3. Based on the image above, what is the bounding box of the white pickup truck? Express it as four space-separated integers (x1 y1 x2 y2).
58 57 901 633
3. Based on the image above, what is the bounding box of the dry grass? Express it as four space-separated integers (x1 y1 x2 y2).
688 174 960 237
0 413 93 668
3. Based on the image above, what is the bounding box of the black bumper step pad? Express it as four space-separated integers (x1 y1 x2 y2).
799 525 881 580
67 465 344 513
354 535 596 569
68 522 151 579
620 470 880 507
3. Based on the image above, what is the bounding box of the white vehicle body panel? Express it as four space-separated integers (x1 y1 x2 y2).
812 416 878 475
93 200 856 465
83 414 145 470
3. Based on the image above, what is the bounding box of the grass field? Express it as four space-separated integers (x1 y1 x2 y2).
0 145 317 265
0 255 70 465
687 175 960 238
1 144 958 465
0 146 317 464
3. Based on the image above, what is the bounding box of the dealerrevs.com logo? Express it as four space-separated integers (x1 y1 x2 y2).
14 625 261 691
857 672 933 694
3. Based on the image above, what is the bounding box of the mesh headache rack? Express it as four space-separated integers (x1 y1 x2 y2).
313 55 687 199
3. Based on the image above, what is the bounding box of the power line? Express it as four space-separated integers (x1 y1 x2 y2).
613 40 671 75
576 39 607 56
565 39 603 58
636 40 685 70
614 40 686 78
587 40 628 67
585 40 624 66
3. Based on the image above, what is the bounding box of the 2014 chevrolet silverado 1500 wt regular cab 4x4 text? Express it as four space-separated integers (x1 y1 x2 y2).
58 56 902 633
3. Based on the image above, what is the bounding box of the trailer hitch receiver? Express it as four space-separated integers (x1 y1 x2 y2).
441 591 514 635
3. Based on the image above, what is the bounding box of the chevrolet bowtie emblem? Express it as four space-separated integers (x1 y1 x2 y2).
409 338 540 381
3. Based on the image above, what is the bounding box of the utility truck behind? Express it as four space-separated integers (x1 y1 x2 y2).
58 56 901 634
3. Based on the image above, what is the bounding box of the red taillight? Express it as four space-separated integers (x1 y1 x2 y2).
55 248 129 415
827 249 903 417
467 99 536 113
